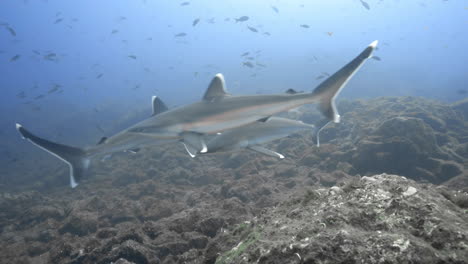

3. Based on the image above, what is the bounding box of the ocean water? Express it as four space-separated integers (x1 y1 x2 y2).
1 0 466 187
1 1 468 263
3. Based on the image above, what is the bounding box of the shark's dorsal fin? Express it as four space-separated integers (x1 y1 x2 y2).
203 73 229 102
152 96 169 116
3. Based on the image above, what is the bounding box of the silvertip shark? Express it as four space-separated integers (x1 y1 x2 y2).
16 40 378 188
199 116 315 159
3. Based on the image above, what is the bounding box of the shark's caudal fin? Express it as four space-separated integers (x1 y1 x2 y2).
312 40 378 123
16 123 89 188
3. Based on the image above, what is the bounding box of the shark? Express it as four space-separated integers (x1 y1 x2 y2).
15 40 378 188
196 116 315 159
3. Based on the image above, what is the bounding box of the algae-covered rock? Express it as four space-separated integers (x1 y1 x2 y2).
212 174 468 264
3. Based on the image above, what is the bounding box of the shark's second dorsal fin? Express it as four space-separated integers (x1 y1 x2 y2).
257 116 271 123
203 73 229 102
97 137 107 145
152 96 169 116
285 88 299 94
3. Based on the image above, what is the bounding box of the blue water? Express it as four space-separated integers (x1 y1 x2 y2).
0 0 466 186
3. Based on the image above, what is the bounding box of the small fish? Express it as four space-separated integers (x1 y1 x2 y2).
271 6 279 13
16 91 26 98
146 37 152 40
34 94 44 100
144 67 151 73
371 56 381 61
43 53 57 60
132 84 141 90
31 105 41 111
224 18 231 22
32 50 40 55
96 73 103 79
96 124 105 133
54 18 63 24
326 32 333 36
207 18 215 24
316 75 325 80
119 16 127 21
128 55 137 60
360 0 370 10
246 56 255 60
300 24 310 28
247 26 258 32
10 54 20 62
180 1 189 6
111 29 119 34
256 62 266 67
47 87 59 94
71 18 79 22
235 16 249 23
175 32 187 37
243 61 254 68
241 52 249 57
263 32 271 36
56 12 62 17
194 71 198 76
457 89 467 95
5 26 16 36
192 18 200 26
322 72 330 77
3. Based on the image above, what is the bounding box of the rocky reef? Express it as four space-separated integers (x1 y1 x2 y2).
0 96 467 263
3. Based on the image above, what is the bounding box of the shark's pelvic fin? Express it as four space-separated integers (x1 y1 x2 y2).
15 123 89 188
182 132 207 157
151 96 169 116
248 145 284 159
203 73 229 102
312 118 332 147
312 40 378 123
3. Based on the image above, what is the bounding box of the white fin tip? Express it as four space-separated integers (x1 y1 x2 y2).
369 40 378 48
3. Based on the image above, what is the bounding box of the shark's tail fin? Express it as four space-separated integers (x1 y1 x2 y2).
311 40 378 123
16 123 89 188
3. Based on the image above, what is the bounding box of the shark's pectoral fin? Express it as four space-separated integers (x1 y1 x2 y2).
181 132 208 157
248 145 284 159
125 148 140 154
